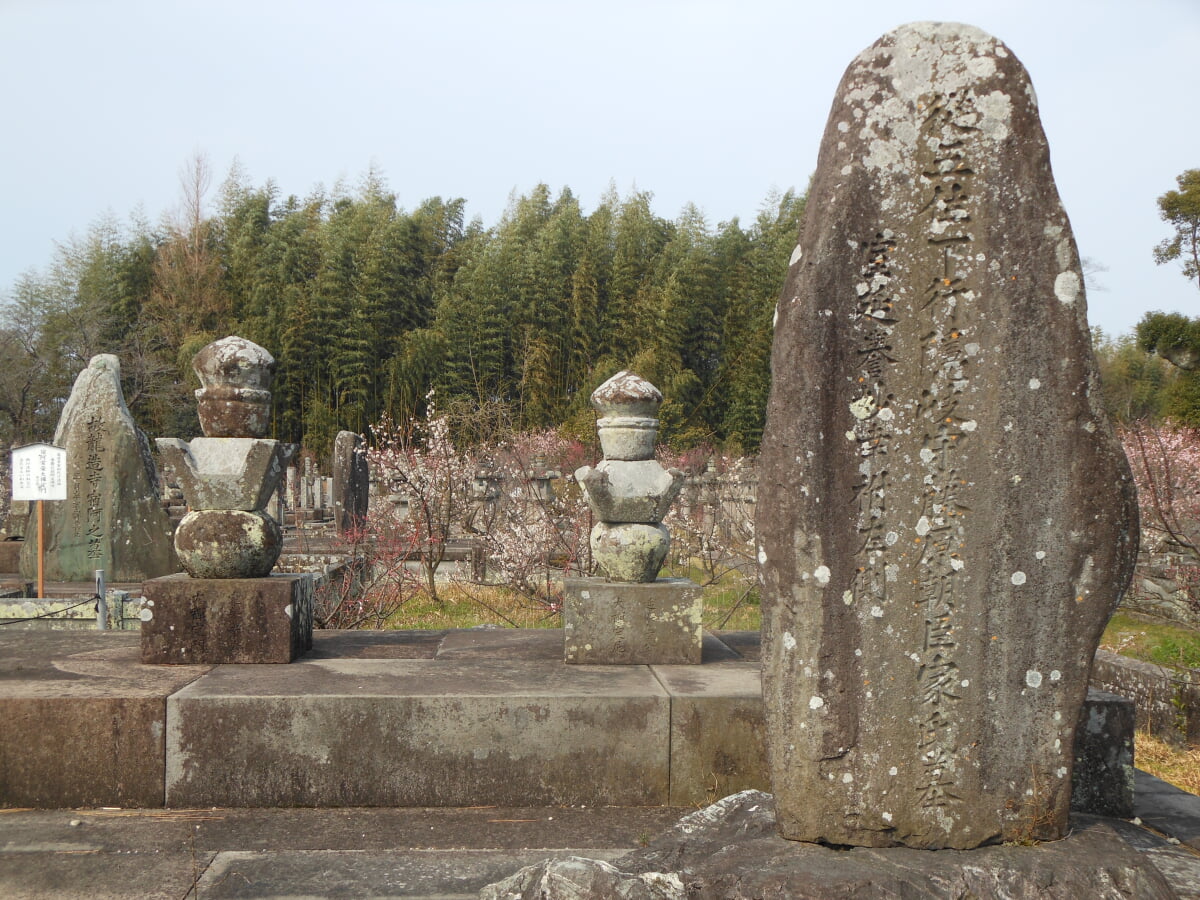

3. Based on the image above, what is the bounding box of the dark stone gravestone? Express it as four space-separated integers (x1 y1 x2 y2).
19 354 177 582
755 22 1139 849
332 430 369 536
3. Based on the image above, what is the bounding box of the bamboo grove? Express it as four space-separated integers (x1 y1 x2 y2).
0 161 805 459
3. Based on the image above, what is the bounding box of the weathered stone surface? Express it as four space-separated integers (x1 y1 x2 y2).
589 522 672 584
0 631 208 807
483 792 1177 899
482 858 685 900
591 371 664 461
331 430 368 535
19 355 178 582
173 508 282 579
572 371 684 587
3 500 31 540
165 657 670 806
1072 690 1135 818
651 664 769 805
155 438 289 512
755 23 1139 848
192 336 275 438
576 460 683 524
140 572 313 664
0 540 21 573
1091 648 1200 745
564 577 703 665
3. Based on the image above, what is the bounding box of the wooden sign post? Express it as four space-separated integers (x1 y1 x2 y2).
11 443 68 598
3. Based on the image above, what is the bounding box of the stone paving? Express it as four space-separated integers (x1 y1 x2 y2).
1 627 1199 896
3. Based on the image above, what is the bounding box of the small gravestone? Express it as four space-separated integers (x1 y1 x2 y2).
19 354 177 582
756 23 1138 849
332 430 368 536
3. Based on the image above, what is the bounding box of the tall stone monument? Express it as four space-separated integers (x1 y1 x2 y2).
19 354 177 582
756 23 1138 849
564 372 700 664
141 337 311 664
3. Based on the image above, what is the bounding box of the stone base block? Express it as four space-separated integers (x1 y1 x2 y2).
141 573 314 665
165 658 670 807
0 539 22 574
653 664 769 805
1072 689 1136 818
563 577 702 665
0 632 207 807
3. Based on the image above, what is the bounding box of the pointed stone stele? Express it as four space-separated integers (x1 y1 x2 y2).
19 354 177 582
565 371 700 665
755 22 1139 849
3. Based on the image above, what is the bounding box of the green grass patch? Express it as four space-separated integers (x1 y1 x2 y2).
702 582 761 631
1101 612 1200 670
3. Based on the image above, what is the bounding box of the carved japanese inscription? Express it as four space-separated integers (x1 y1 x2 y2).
20 354 177 582
756 23 1138 850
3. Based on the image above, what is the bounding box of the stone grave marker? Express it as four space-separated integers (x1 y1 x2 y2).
19 354 177 582
143 336 310 665
756 22 1139 849
565 372 700 665
332 430 369 536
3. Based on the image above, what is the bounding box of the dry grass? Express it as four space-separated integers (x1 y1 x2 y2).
367 573 762 632
382 583 562 630
1137 730 1200 795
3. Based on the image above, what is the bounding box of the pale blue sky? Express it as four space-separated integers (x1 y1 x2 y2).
1 0 1197 338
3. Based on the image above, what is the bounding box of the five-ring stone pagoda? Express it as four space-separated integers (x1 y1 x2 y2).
141 336 311 664
565 371 698 664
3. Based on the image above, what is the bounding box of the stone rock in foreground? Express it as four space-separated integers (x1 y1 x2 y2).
481 858 684 900
480 792 1176 900
756 22 1139 848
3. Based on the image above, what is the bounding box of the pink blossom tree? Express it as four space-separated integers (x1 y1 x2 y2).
1119 420 1200 621
365 393 474 605
1120 420 1200 559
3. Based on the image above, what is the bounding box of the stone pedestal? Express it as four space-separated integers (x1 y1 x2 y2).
563 577 702 665
140 573 314 665
1071 690 1135 819
0 540 22 574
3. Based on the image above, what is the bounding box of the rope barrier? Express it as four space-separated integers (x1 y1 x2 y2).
0 595 99 626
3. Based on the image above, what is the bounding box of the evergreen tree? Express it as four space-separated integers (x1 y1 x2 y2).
1154 168 1200 290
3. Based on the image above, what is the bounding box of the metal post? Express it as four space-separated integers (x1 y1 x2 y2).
95 569 107 630
36 499 44 599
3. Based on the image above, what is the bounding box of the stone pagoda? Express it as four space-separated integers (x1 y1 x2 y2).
140 336 313 664
564 371 702 664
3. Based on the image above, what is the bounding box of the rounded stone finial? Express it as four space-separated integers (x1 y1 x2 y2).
590 371 663 419
193 336 276 438
590 372 663 462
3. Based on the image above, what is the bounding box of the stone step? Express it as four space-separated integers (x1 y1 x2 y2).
0 628 1132 815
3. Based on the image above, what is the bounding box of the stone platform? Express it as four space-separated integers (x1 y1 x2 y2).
0 627 1126 812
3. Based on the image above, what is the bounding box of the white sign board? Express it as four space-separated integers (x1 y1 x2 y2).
11 443 68 501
